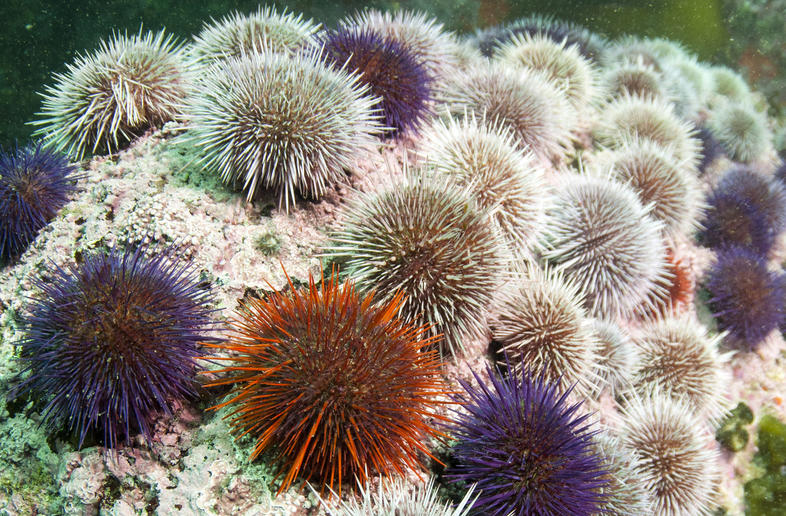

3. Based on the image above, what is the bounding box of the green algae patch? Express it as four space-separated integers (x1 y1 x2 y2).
745 414 786 514
716 402 754 452
154 139 234 203
0 395 64 514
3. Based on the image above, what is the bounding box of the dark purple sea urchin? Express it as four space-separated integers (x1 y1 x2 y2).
12 245 217 448
447 364 608 516
319 26 432 137
0 143 80 261
701 166 786 255
705 246 785 349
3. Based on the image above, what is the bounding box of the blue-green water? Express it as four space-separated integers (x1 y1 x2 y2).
0 0 743 149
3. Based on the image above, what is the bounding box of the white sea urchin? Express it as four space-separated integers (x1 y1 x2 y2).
183 49 381 211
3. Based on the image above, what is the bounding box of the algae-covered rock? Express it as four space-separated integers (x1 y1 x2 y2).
716 402 754 452
744 414 786 515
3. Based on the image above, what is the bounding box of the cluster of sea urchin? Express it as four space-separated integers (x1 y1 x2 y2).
0 143 80 261
32 29 188 160
205 268 448 495
447 364 609 516
183 48 381 211
12 245 217 448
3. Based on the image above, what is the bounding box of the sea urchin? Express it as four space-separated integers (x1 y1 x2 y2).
0 143 80 261
32 29 188 159
704 246 785 349
447 364 609 516
327 171 505 355
12 245 217 448
205 268 448 495
318 26 432 137
184 48 381 211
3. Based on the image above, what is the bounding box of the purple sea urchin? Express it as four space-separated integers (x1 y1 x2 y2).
32 29 188 160
343 9 459 82
620 394 719 515
318 27 432 137
417 115 547 253
206 268 448 495
189 6 319 63
695 126 726 174
447 364 609 516
12 245 217 448
493 263 601 397
0 143 80 261
594 138 703 238
327 171 505 355
705 246 785 349
631 316 728 422
701 166 786 255
440 60 574 162
183 49 381 211
540 175 668 319
707 102 772 163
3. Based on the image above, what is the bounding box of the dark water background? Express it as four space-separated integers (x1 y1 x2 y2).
0 0 733 149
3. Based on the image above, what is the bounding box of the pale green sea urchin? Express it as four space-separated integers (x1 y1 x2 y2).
631 316 729 423
590 318 638 398
189 6 319 64
440 60 575 162
183 49 381 211
317 477 476 516
417 115 547 254
709 66 752 105
593 93 700 166
707 101 772 163
32 29 188 160
494 32 600 116
593 137 703 237
594 432 655 515
327 171 505 355
620 394 719 516
540 174 669 319
493 262 602 397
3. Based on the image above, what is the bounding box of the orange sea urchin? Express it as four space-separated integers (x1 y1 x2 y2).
205 268 449 495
